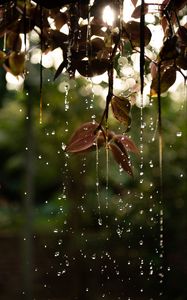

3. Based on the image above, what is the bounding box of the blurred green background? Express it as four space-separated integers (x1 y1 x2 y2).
0 60 186 300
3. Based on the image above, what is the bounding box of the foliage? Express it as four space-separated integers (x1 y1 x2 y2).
0 0 187 174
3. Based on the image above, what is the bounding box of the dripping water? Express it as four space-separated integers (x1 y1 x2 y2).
96 139 102 226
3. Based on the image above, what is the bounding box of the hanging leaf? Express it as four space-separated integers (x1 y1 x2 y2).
122 21 151 47
177 26 187 46
7 51 25 76
54 60 67 80
76 59 109 77
150 66 176 96
159 36 179 61
33 0 74 9
66 122 101 153
162 0 187 12
111 95 131 130
110 144 133 176
131 4 148 19
176 50 187 70
131 0 138 7
114 135 140 154
6 32 22 52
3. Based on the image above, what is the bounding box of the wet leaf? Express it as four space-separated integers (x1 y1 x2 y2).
177 26 187 46
150 66 176 96
131 0 138 6
110 144 133 176
0 51 6 66
76 59 109 77
162 0 187 12
159 36 179 61
54 60 67 80
111 95 131 130
33 0 74 9
6 32 22 52
8 51 25 76
114 135 140 154
176 50 187 70
131 4 148 19
122 21 151 47
66 122 100 153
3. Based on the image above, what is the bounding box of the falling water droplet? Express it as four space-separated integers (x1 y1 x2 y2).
98 218 103 226
176 131 182 137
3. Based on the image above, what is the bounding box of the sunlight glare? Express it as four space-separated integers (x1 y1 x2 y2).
103 6 115 26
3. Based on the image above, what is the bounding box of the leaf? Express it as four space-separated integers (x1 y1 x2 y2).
131 4 148 19
114 135 140 154
76 59 109 77
110 144 133 176
66 122 100 153
122 21 151 47
54 60 67 80
131 0 138 6
177 26 187 46
150 66 176 96
111 95 131 130
159 36 179 61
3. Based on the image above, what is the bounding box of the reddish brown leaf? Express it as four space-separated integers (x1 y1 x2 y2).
76 59 109 77
66 122 100 153
131 4 149 19
114 135 140 154
111 95 131 130
131 0 138 7
159 36 179 61
150 66 176 96
122 21 151 47
110 144 133 177
177 26 187 46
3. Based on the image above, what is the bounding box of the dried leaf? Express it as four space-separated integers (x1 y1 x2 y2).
110 144 133 176
66 122 99 153
114 135 140 154
131 4 148 19
111 95 131 130
150 66 176 96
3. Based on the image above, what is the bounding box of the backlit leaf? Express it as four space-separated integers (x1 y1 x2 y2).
122 21 151 47
111 95 131 130
131 4 148 19
110 144 133 176
66 122 100 153
150 66 176 96
76 59 109 77
114 135 139 154
159 36 179 61
131 0 138 6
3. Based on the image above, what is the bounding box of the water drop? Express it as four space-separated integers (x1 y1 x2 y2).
139 240 143 246
176 131 182 137
61 142 66 151
54 251 59 257
98 218 103 226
